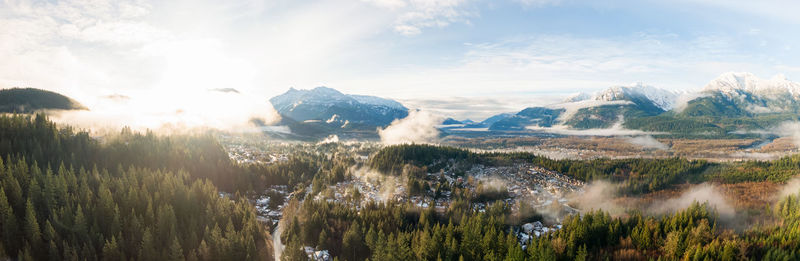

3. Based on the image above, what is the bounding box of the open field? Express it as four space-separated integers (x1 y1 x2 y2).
444 135 799 161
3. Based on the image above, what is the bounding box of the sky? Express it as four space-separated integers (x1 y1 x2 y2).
2 0 800 121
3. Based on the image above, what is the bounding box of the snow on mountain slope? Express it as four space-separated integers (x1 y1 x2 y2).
563 92 591 102
270 87 354 111
703 72 800 100
549 99 633 123
351 95 406 110
590 83 679 111
474 83 678 130
271 87 408 112
452 73 800 134
269 86 409 128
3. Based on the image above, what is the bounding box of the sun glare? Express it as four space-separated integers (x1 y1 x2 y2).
51 40 280 133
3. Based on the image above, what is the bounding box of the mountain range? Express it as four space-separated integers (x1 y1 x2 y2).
466 83 680 131
6 73 799 139
269 87 408 137
265 73 800 138
451 72 800 137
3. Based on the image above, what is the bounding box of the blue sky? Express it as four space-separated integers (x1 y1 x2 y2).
2 0 800 120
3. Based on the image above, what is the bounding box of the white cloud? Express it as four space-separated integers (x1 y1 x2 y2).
733 121 800 149
339 32 785 105
728 152 779 161
525 125 660 136
779 178 800 198
525 120 664 136
0 0 293 131
649 183 735 218
59 20 168 46
625 135 669 150
672 92 709 113
50 90 282 134
550 100 633 122
364 0 476 35
0 0 169 98
399 95 562 120
514 0 562 7
672 0 800 24
3 0 800 127
378 110 442 144
362 0 408 9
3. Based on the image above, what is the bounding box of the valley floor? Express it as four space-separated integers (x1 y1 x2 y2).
443 135 800 161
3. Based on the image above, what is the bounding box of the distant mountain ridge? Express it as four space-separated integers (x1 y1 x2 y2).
469 83 678 131
0 88 86 113
267 73 800 138
688 72 800 116
703 72 800 99
269 87 409 136
460 72 800 137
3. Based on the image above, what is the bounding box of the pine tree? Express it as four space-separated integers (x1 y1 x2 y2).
317 229 329 250
413 229 434 261
23 199 41 247
281 236 306 261
17 245 33 261
102 236 122 261
196 240 211 261
4 175 23 216
47 240 59 261
139 229 158 261
392 232 413 261
0 187 15 250
42 220 56 243
342 222 365 261
575 244 588 261
167 237 184 261
364 226 377 251
720 241 736 261
73 205 87 241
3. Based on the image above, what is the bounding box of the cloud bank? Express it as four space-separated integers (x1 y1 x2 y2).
378 110 442 144
571 180 625 216
779 178 800 199
625 135 670 150
734 121 800 149
649 183 735 218
49 89 281 134
526 118 664 137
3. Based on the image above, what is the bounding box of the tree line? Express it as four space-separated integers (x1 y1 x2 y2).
0 114 276 260
0 157 268 260
281 191 800 260
370 144 800 195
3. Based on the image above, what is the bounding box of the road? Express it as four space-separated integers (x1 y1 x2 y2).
273 221 284 261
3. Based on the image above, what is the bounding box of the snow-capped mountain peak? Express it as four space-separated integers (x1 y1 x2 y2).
703 72 761 94
772 73 788 81
563 92 591 102
269 86 409 128
309 86 346 97
590 83 679 111
703 72 800 98
351 95 406 110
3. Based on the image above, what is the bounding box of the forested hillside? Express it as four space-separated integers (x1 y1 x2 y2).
0 160 265 260
0 114 323 193
281 189 800 260
370 144 800 195
0 114 272 260
279 144 800 260
7 115 800 260
0 88 86 113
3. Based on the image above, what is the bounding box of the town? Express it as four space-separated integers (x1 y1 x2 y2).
219 136 588 255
